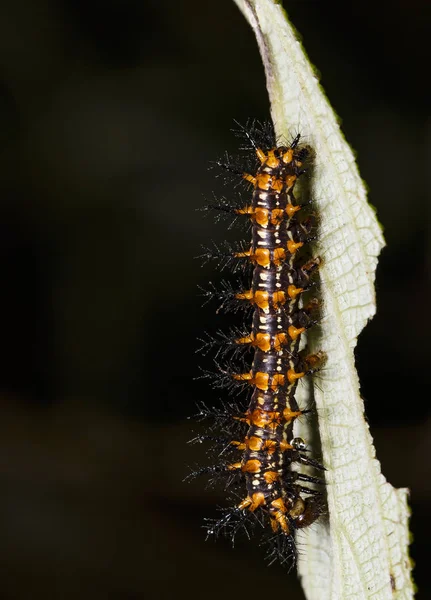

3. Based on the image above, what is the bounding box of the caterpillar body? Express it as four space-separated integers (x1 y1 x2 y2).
192 121 326 567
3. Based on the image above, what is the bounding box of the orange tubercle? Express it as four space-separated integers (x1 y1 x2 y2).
235 205 254 216
270 518 278 533
270 208 284 225
254 290 270 311
272 291 286 307
263 440 278 453
237 496 252 510
227 462 242 471
243 173 256 185
234 248 252 259
285 203 301 218
242 459 261 474
270 497 290 533
233 414 248 424
247 436 264 452
255 148 266 163
249 408 281 428
253 248 271 268
265 149 279 168
254 207 269 227
283 407 302 421
235 333 254 346
273 247 287 266
271 497 286 512
277 514 290 533
255 173 271 190
232 371 253 382
287 368 305 384
249 492 266 511
288 325 305 341
253 332 271 352
235 289 253 302
230 440 246 451
270 178 283 193
279 440 293 451
287 240 304 254
282 148 293 164
253 371 270 391
274 332 288 351
287 284 303 299
264 471 280 484
285 174 297 190
270 373 285 390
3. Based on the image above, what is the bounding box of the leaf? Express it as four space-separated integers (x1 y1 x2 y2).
232 1 414 598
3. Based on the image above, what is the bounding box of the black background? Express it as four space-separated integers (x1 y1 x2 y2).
0 0 429 598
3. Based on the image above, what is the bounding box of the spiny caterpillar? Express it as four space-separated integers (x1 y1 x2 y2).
190 120 326 568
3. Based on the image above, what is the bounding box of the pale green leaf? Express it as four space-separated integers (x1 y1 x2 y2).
232 1 414 598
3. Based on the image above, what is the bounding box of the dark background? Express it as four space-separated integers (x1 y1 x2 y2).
0 0 428 598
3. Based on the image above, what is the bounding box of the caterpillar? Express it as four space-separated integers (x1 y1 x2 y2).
191 120 326 568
